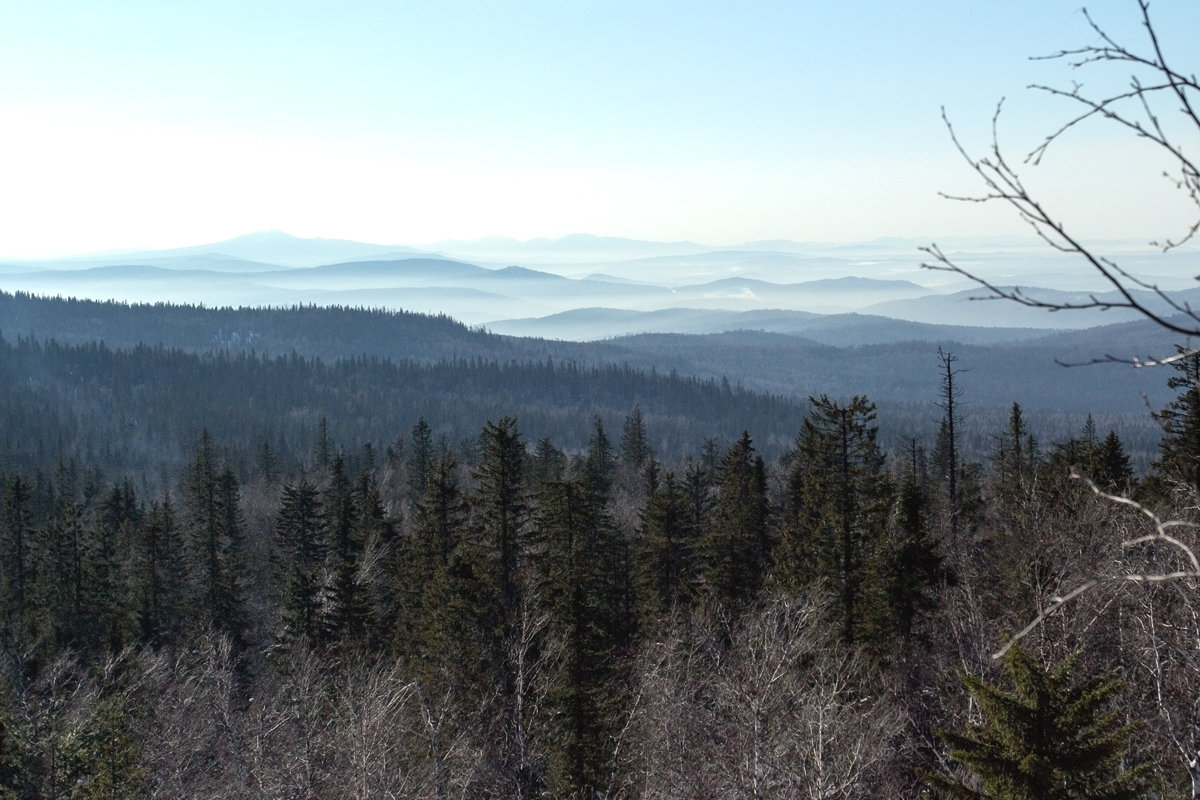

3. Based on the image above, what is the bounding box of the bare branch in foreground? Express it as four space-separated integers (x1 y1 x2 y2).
993 472 1200 659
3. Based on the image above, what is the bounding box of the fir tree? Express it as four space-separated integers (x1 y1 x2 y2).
273 479 328 648
1151 347 1200 495
701 431 770 604
776 395 891 645
635 471 698 621
540 475 629 797
407 416 435 503
927 645 1150 800
619 404 653 470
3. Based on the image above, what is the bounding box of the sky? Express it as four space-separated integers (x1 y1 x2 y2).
1 0 1197 258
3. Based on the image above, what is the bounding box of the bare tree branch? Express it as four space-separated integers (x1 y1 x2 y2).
993 472 1200 659
925 2 1200 364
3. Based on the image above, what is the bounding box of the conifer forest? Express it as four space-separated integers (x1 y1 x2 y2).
3 1 1200 796
2 287 1199 798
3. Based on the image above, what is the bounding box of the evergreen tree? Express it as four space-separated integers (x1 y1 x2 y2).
467 417 538 793
403 450 468 672
1151 347 1200 495
0 476 33 652
619 404 653 471
882 467 949 650
37 477 88 652
635 471 698 621
581 417 616 505
321 453 373 648
133 493 186 645
936 348 965 547
0 691 14 800
927 645 1150 800
1092 430 1134 493
181 431 247 642
995 402 1040 496
776 395 892 645
469 417 531 621
407 416 435 503
701 431 770 604
530 436 567 485
540 475 629 797
273 479 328 648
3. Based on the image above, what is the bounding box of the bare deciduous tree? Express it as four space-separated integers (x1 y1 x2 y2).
629 597 905 800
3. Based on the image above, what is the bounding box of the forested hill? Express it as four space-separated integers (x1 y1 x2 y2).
0 291 587 365
0 333 805 486
0 291 1177 415
0 290 1178 471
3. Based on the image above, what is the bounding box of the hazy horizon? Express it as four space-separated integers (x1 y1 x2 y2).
3 2 1197 259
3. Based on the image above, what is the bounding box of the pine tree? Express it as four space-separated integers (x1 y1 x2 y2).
927 645 1150 800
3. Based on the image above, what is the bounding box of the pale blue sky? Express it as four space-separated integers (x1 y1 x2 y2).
1 0 1196 256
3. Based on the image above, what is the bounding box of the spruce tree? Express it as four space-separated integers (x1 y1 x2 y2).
881 467 949 650
134 493 186 645
619 404 653 471
407 416 435 503
701 431 769 604
927 645 1150 800
1092 430 1134 493
273 479 328 648
635 471 698 621
0 476 33 652
776 395 891 645
540 476 628 797
1151 347 1200 495
181 431 246 643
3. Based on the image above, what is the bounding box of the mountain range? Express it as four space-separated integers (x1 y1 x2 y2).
4 230 1197 337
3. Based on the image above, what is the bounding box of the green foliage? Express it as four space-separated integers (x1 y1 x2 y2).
273 479 328 647
927 645 1150 800
182 432 247 643
635 471 699 621
1149 348 1200 496
540 476 630 796
879 467 950 650
776 395 892 645
620 404 654 470
701 431 770 604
